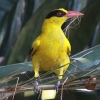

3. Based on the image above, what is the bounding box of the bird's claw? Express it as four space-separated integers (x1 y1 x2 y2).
55 80 60 92
34 80 41 93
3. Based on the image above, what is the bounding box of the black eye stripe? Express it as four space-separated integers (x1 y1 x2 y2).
46 10 66 19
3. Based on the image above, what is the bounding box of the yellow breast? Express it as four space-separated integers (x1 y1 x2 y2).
32 25 70 72
32 15 71 79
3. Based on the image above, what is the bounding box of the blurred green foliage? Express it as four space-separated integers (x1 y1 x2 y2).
0 0 100 65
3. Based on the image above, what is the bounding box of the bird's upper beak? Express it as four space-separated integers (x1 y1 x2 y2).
66 11 84 18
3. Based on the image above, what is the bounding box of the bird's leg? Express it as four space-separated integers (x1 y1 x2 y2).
55 80 61 92
33 64 41 93
34 64 39 78
55 68 63 92
34 80 39 93
33 79 41 93
34 71 39 78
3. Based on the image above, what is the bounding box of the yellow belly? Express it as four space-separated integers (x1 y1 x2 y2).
32 35 70 79
32 28 71 79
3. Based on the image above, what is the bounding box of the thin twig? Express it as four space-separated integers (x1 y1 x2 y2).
12 77 19 100
61 77 68 100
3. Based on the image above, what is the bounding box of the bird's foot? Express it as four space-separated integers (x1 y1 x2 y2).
55 80 60 92
33 80 41 93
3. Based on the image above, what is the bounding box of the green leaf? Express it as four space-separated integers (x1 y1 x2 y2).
0 44 100 88
0 62 33 79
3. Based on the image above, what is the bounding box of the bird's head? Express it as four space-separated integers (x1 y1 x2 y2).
43 8 84 27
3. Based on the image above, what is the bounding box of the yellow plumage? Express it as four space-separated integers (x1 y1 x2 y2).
31 8 70 79
31 8 83 99
31 8 83 79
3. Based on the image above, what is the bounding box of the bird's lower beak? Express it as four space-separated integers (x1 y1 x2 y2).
66 11 84 18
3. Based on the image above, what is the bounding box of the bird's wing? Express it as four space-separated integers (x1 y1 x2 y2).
67 42 71 56
31 39 40 56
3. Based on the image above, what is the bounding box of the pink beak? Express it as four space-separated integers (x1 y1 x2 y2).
66 11 84 18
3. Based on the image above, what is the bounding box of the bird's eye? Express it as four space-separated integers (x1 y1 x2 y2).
57 12 62 16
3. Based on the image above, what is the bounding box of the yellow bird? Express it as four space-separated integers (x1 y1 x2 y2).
31 8 83 99
31 8 83 79
31 8 83 88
